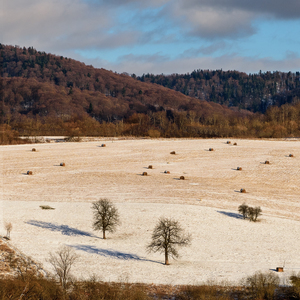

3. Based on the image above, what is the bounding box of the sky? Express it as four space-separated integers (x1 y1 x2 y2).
1 0 300 75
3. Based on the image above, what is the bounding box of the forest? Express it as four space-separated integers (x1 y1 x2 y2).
1 44 300 144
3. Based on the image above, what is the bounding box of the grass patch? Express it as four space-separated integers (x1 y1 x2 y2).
40 205 55 210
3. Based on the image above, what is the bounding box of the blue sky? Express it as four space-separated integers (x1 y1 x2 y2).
2 0 300 75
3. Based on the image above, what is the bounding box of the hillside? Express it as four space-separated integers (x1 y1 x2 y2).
1 44 300 142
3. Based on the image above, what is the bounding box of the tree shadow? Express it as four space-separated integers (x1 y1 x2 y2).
217 211 243 220
25 220 98 238
70 244 163 264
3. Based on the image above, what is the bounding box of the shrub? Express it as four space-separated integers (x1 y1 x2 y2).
244 271 279 300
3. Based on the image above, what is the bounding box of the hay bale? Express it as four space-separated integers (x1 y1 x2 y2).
233 143 237 146
227 141 231 144
289 154 294 157
276 267 284 272
209 148 214 151
60 162 65 167
170 151 176 155
148 165 153 169
32 148 36 152
180 176 185 180
27 171 33 175
142 172 148 176
237 167 242 171
101 144 106 147
265 160 270 164
164 170 170 174
240 188 246 193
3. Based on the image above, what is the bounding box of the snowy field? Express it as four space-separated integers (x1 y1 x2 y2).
1 138 300 285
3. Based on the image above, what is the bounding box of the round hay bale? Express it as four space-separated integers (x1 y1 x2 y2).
237 167 242 171
180 176 185 180
142 172 148 176
233 142 237 146
265 160 270 164
101 144 106 147
148 165 153 169
276 267 284 272
227 141 231 144
164 170 170 174
289 154 294 157
240 188 246 193
60 162 65 167
27 171 33 175
209 148 214 151
170 151 176 155
32 148 36 152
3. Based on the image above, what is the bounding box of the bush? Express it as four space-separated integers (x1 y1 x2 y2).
244 271 279 300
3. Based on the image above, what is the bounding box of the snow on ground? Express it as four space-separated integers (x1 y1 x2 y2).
1 138 300 285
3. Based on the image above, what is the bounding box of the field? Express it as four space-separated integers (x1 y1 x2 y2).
1 138 300 285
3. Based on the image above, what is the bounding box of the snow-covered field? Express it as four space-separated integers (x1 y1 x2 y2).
1 138 300 285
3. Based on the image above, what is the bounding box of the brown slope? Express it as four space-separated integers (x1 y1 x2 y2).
1 44 243 122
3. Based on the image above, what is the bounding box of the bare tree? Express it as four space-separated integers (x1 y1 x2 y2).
248 206 262 222
48 246 79 289
92 198 120 239
5 222 12 239
147 217 191 265
238 203 249 219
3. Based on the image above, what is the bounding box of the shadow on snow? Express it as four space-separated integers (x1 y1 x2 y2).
70 244 163 264
25 220 98 238
217 211 243 220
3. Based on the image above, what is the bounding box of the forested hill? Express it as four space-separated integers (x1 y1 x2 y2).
0 44 235 122
137 70 300 113
1 44 300 143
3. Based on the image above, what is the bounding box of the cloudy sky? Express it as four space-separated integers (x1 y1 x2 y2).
2 0 300 75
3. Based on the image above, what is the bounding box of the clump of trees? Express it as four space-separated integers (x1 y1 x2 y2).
238 203 262 222
91 198 120 239
147 217 191 265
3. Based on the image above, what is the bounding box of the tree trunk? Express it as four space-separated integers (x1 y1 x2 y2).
103 230 106 239
165 249 169 265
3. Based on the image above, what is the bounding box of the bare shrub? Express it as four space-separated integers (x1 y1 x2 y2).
148 165 153 169
32 148 36 152
233 143 237 146
92 199 120 239
238 203 248 219
180 176 185 180
147 217 191 265
48 246 79 290
142 172 148 176
265 160 270 164
5 222 12 239
170 151 176 155
244 271 279 300
248 206 262 222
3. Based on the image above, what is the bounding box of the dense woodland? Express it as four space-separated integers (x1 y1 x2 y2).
137 70 300 113
1 44 300 143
